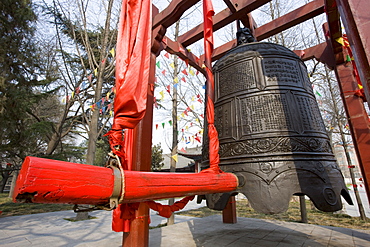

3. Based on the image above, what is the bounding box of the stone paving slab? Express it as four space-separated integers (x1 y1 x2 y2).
1 210 370 246
149 215 370 247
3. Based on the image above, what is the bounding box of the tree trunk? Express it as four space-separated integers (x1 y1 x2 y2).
9 170 18 198
0 172 10 193
86 110 99 165
167 20 180 226
299 195 308 223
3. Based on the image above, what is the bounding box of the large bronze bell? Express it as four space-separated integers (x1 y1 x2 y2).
202 35 352 214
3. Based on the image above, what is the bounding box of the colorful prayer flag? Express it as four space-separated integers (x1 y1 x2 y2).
109 48 115 57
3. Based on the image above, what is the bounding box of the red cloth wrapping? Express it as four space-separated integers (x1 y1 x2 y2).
113 0 152 131
203 0 221 172
111 0 152 233
145 196 195 218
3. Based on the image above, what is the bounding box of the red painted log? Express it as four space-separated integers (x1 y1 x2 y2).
13 157 115 205
13 156 238 205
123 171 238 203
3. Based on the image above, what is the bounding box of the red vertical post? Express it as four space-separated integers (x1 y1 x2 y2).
122 52 156 247
333 62 370 201
336 0 370 105
222 196 237 224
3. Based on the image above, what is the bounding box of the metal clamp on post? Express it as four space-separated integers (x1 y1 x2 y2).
107 152 125 209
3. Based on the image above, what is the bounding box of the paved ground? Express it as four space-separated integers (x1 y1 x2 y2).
1 198 369 246
343 185 370 218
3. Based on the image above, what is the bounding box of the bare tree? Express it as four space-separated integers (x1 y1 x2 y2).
43 0 120 165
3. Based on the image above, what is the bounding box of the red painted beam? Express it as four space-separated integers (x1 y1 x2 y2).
121 49 158 247
222 0 257 32
178 0 271 47
334 63 370 202
322 22 370 202
293 42 336 69
255 0 325 41
324 0 343 61
222 195 237 224
153 0 201 29
210 0 325 61
162 36 206 75
13 157 114 205
123 171 238 203
13 156 238 205
336 0 370 105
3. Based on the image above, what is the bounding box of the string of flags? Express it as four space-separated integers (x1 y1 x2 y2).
171 154 178 162
155 51 206 161
62 47 116 107
170 146 193 162
336 36 364 94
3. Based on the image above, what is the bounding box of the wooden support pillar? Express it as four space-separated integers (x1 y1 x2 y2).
336 0 370 105
333 62 370 201
122 203 150 246
222 195 237 224
121 51 156 247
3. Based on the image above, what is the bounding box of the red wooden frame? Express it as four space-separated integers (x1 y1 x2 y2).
13 1 370 246
145 1 370 246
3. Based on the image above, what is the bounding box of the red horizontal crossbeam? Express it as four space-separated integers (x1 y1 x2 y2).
13 157 238 205
178 0 271 47
153 0 201 29
210 0 325 61
162 36 206 75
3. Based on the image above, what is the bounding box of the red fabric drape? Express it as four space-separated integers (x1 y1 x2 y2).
110 0 152 233
113 0 152 131
203 0 221 172
145 196 195 218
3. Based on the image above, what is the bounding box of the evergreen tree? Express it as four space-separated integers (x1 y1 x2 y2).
151 144 164 171
1 0 44 158
0 0 59 191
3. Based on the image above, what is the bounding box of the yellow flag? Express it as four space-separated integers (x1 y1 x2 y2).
195 118 199 123
200 129 204 134
110 48 115 57
186 126 189 130
189 69 195 76
170 62 175 69
106 91 111 100
190 105 194 110
181 113 185 118
71 92 75 99
336 37 345 46
177 116 181 121
172 154 178 162
174 77 179 83
191 96 195 101
358 84 363 89
159 91 164 100
94 68 98 76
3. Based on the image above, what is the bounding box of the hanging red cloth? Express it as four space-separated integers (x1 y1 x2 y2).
108 0 152 147
203 0 221 172
109 0 152 233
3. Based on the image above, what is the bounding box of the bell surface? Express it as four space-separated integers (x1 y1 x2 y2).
202 42 352 214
